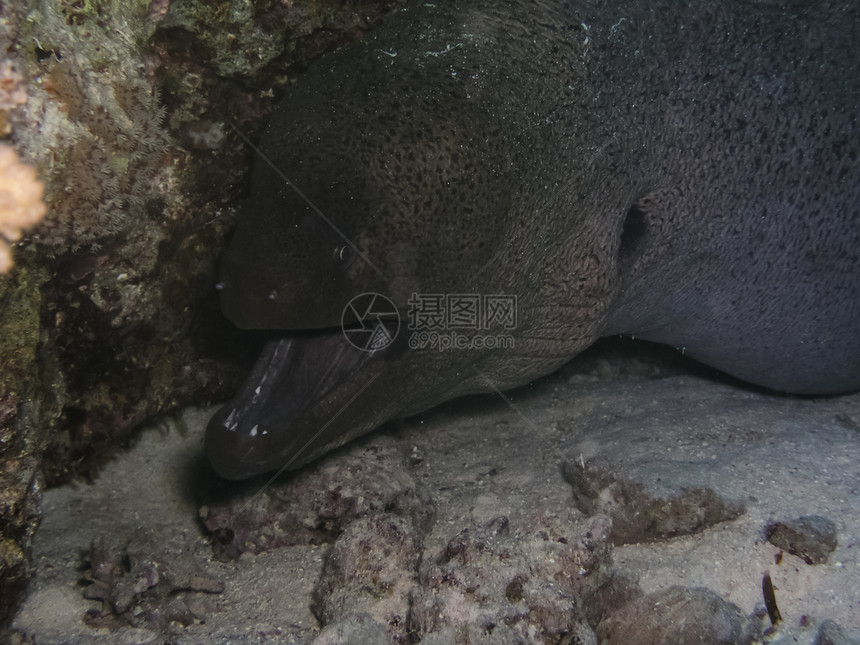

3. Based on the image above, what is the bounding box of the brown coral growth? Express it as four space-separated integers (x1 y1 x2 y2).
35 61 168 251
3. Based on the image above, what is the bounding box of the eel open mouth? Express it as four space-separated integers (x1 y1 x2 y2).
205 328 375 480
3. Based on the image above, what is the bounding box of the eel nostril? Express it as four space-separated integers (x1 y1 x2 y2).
333 244 355 268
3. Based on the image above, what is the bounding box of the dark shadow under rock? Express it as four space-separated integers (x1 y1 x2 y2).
563 460 745 545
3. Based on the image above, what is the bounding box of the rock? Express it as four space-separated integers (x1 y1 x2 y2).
410 512 609 644
312 514 421 643
201 435 435 558
596 586 751 645
0 268 51 631
581 572 644 628
563 460 745 545
765 515 838 565
0 453 41 630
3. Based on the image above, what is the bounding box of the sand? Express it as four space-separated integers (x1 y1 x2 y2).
11 345 860 644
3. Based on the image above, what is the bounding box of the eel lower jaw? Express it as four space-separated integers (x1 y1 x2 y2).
205 328 372 480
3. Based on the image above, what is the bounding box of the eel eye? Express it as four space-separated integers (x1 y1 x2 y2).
333 244 355 268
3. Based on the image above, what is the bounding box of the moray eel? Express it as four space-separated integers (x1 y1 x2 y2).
206 0 860 479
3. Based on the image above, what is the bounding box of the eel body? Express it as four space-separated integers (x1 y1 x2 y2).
207 0 860 479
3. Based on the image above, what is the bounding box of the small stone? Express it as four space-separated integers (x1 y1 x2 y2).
765 515 838 565
597 586 748 645
312 513 421 642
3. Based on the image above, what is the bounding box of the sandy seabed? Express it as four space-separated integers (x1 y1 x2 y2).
11 344 860 644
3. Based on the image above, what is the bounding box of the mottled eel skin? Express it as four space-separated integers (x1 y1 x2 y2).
207 0 860 479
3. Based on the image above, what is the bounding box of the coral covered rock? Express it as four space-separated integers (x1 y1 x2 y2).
563 459 745 545
202 435 435 558
410 512 611 644
312 514 421 642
